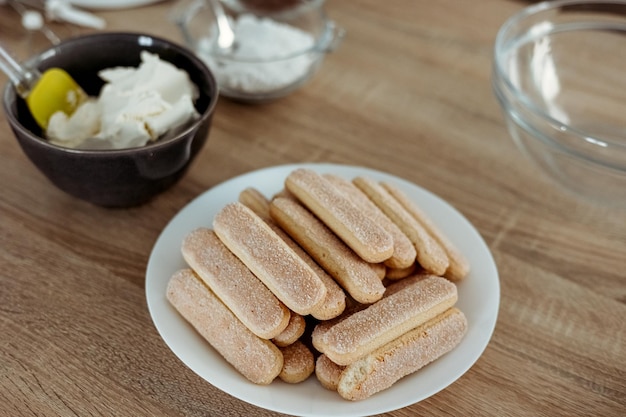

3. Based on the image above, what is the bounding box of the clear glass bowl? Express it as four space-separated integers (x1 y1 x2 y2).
492 0 626 206
172 0 344 102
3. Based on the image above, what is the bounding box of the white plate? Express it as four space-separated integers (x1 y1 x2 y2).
146 163 500 417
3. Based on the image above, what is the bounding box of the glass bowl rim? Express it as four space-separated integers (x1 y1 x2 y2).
492 0 626 156
174 0 344 63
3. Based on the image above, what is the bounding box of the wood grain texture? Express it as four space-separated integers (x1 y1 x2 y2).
1 1 624 416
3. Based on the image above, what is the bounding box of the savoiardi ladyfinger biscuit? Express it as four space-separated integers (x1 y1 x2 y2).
353 176 449 276
384 263 417 280
310 274 447 360
323 173 417 270
285 168 394 264
270 196 386 305
382 181 470 281
337 307 468 401
238 187 272 221
273 312 307 347
181 227 290 339
315 354 345 391
278 340 315 384
371 262 386 280
213 202 327 316
312 275 458 366
310 273 430 350
166 269 284 385
239 187 346 321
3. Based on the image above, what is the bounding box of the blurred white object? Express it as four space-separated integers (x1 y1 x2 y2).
8 0 61 46
6 0 165 30
68 0 163 9
46 0 106 28
21 9 44 29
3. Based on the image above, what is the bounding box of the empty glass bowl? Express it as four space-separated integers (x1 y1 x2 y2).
492 0 626 206
172 0 344 102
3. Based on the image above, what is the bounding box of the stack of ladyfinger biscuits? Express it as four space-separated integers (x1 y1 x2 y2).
166 168 470 400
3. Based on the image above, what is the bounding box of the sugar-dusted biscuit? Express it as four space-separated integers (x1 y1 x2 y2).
371 262 386 280
337 308 468 400
239 187 272 221
382 181 470 281
315 354 345 391
279 340 315 384
273 312 307 347
353 177 449 276
270 197 386 305
285 169 394 263
323 173 417 269
166 269 284 385
181 227 290 339
385 263 417 280
239 188 346 320
213 202 327 316
313 276 457 366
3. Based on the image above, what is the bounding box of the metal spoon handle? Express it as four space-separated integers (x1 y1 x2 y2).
208 0 236 50
0 44 40 97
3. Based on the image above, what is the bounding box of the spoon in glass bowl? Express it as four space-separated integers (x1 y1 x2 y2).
208 0 236 52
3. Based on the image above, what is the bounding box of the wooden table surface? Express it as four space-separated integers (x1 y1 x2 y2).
1 1 624 416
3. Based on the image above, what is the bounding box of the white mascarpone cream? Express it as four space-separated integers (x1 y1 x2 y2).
47 51 200 150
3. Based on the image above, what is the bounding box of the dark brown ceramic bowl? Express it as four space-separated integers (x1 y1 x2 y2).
3 32 218 207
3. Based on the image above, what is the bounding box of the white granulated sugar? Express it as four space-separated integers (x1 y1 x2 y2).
198 14 316 93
